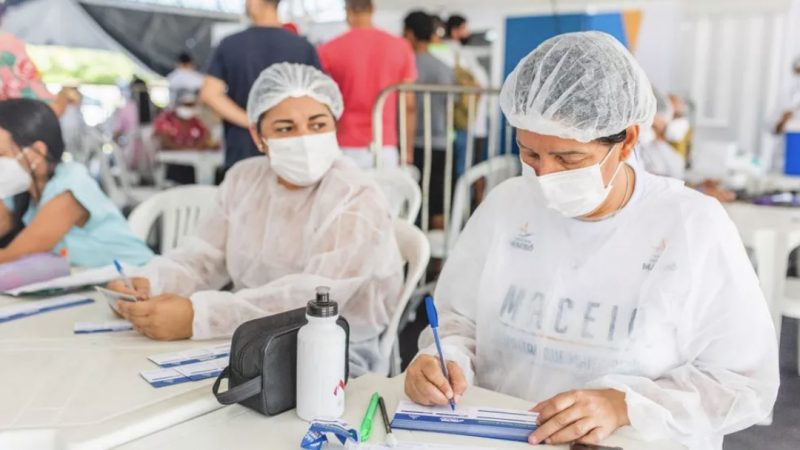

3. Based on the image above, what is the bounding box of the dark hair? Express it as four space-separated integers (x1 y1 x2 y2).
404 11 434 42
0 99 65 226
596 129 628 145
446 14 466 38
130 76 153 125
262 0 281 6
177 52 193 65
345 0 372 12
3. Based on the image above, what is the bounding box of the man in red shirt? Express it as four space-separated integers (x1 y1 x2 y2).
318 0 417 169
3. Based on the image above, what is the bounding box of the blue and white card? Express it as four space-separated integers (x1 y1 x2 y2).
140 356 228 388
74 320 134 334
147 344 230 368
0 295 94 324
391 400 538 443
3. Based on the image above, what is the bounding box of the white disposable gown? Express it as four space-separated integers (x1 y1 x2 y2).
138 157 404 375
418 163 778 450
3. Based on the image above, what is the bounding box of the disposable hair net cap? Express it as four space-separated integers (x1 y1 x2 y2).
500 31 656 143
246 62 344 124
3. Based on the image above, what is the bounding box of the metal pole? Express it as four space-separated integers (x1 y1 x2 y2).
398 89 408 167
422 92 433 233
444 92 455 240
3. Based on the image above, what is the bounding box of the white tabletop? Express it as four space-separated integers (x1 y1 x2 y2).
121 373 685 450
0 291 228 450
156 150 224 185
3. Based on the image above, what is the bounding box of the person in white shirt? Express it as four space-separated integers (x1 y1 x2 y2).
166 52 205 106
638 89 686 179
404 31 778 450
109 63 404 376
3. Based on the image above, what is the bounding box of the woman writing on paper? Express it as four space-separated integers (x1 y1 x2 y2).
108 64 404 376
404 32 778 450
0 99 153 267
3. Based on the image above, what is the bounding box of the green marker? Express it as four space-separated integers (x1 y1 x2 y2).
359 392 381 442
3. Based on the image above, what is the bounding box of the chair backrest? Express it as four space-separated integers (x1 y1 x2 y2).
128 185 219 254
97 144 130 210
378 219 431 374
368 168 422 224
446 155 521 251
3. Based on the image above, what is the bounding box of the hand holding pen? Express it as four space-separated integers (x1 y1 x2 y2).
403 296 468 408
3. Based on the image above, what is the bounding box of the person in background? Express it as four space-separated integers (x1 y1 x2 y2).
318 0 417 169
774 58 800 135
154 90 218 151
0 99 153 267
404 11 456 229
0 1 52 104
109 64 403 376
166 52 204 106
638 89 686 179
111 77 154 172
201 0 321 170
58 87 90 162
404 31 777 450
665 94 693 159
430 13 490 177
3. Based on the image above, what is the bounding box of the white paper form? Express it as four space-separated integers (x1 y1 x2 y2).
5 264 131 296
74 320 134 334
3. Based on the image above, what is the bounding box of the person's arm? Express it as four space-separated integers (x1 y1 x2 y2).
184 186 401 340
0 192 88 263
199 76 249 129
586 202 779 442
134 180 233 297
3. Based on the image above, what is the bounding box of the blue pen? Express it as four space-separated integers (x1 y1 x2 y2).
113 259 134 291
425 295 457 411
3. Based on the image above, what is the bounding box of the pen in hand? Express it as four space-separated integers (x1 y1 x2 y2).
113 259 134 291
425 295 456 411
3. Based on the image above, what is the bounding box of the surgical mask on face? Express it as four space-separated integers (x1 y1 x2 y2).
0 155 33 198
664 117 690 143
264 131 341 187
175 106 197 120
523 144 623 218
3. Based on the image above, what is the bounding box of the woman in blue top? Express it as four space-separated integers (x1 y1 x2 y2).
0 98 153 267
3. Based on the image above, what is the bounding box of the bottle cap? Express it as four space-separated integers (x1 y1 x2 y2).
306 286 338 318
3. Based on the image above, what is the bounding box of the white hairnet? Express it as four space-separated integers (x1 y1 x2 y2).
500 31 656 143
246 62 344 124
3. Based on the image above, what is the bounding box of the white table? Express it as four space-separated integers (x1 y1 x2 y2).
156 150 224 185
0 291 228 450
121 373 685 450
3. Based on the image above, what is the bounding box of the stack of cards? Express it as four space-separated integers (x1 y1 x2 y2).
74 320 134 334
139 344 231 388
140 358 229 388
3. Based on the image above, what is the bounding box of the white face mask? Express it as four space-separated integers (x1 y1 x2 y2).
664 117 690 143
175 106 197 120
0 155 33 199
523 144 623 218
265 131 341 187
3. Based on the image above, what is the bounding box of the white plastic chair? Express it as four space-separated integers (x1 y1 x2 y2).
368 168 422 224
377 219 430 376
128 185 219 254
98 142 161 211
428 155 521 259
